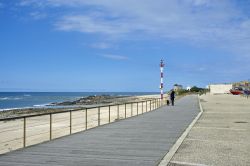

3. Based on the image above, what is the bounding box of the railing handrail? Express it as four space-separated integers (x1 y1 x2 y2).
0 97 167 121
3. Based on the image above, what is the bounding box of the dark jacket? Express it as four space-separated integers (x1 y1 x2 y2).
170 91 175 100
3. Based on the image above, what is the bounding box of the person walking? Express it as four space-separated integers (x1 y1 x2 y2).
170 90 175 106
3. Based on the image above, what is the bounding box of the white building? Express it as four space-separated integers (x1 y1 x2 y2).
174 84 183 91
209 84 233 94
186 86 191 91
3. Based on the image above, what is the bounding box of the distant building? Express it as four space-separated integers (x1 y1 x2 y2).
209 84 233 94
174 84 183 91
186 86 191 91
233 80 250 90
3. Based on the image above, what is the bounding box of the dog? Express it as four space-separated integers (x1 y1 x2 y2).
167 100 170 106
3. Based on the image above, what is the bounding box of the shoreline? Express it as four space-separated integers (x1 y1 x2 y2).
0 92 159 110
0 94 161 119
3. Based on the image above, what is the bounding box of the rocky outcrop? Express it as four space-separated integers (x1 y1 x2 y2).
53 95 126 106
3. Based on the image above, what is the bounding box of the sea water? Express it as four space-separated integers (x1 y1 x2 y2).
0 92 157 110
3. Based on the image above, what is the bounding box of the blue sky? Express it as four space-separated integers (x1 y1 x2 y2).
0 0 250 92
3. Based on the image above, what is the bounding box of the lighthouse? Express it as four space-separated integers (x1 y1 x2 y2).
160 59 164 100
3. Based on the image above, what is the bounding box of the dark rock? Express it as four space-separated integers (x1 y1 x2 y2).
55 95 115 106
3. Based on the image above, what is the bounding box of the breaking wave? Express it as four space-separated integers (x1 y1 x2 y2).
0 97 23 101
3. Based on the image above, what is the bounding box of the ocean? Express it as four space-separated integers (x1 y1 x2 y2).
0 92 157 111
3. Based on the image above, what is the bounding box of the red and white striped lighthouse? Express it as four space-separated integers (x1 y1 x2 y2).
160 59 164 100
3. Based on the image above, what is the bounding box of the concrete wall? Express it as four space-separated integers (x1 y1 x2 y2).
209 84 233 94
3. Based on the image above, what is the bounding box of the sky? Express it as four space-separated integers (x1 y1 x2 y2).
0 0 250 92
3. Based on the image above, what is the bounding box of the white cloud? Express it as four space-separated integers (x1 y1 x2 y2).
90 42 111 49
100 54 128 60
55 14 131 35
19 0 250 57
30 12 47 20
191 0 210 6
19 0 47 7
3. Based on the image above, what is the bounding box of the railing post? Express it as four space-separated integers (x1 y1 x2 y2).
142 101 144 113
146 101 148 112
131 103 133 117
153 99 155 109
70 110 72 135
150 100 151 111
137 102 138 115
117 105 119 120
85 108 88 130
23 117 26 147
152 100 153 110
125 104 127 118
109 105 111 123
98 107 100 126
50 113 52 140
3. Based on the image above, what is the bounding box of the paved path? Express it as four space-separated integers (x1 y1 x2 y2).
0 95 199 166
169 94 250 166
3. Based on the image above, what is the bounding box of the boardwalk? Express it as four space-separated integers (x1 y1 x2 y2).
0 95 199 166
